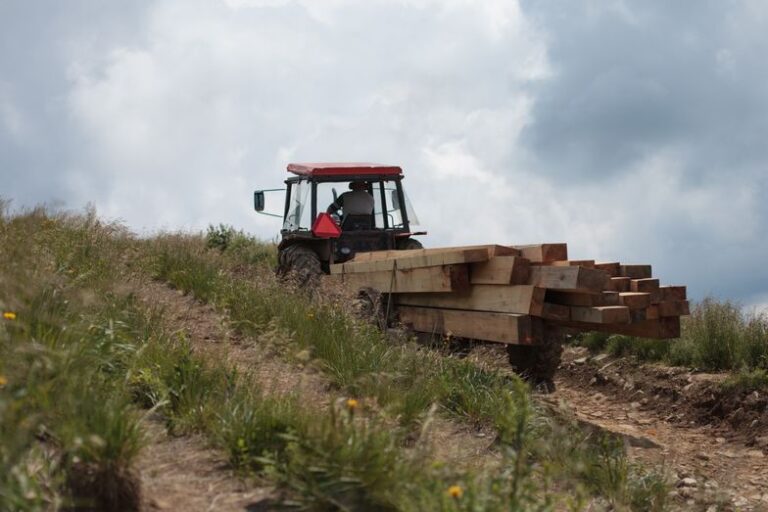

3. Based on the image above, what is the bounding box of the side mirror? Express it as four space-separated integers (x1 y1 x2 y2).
390 190 400 210
254 191 265 212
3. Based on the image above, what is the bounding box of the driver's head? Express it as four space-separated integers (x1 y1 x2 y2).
349 181 367 191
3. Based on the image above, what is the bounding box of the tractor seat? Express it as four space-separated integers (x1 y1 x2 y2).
342 214 374 230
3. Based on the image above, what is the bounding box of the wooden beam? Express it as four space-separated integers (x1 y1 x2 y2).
620 265 653 279
563 317 681 339
595 262 621 277
546 260 596 268
630 278 659 293
328 265 469 294
528 266 609 292
660 286 687 301
658 300 690 317
397 306 541 345
541 302 570 321
545 290 619 307
609 277 631 292
331 247 490 274
512 243 568 263
351 244 520 263
396 285 545 316
618 292 652 310
570 305 630 324
469 256 530 285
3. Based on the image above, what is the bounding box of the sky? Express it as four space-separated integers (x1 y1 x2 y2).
1 0 767 309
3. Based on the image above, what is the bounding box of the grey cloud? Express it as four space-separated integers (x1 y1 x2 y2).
1 0 766 307
521 0 768 183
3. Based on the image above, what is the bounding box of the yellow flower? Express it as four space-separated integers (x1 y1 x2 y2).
2 312 16 320
0 375 7 387
307 312 314 319
346 398 358 411
448 485 463 499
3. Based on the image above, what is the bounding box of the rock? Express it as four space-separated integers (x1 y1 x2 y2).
747 449 765 458
150 498 171 510
593 353 609 362
295 349 312 362
696 452 710 461
574 357 588 364
715 437 726 444
677 477 698 488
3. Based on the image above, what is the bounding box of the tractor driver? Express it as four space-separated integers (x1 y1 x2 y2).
326 181 374 218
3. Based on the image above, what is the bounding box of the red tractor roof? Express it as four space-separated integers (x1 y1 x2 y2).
287 162 402 177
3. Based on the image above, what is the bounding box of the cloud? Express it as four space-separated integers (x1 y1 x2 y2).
1 0 767 303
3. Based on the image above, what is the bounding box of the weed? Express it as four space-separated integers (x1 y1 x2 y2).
216 387 307 472
720 368 768 393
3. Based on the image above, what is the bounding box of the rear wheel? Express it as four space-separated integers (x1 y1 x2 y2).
396 238 423 250
506 323 564 392
277 244 322 288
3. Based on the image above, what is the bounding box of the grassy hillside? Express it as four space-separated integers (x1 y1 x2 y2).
14 205 763 510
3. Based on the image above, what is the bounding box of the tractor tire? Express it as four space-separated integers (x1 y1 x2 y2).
396 238 424 251
506 323 564 393
277 244 323 289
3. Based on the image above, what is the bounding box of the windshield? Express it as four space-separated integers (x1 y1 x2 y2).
383 184 420 228
283 180 311 230
283 178 419 231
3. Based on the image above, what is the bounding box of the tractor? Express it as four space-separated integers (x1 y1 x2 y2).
255 162 563 388
254 162 425 284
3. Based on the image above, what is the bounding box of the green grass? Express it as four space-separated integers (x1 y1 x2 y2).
573 299 768 372
0 206 148 510
720 368 768 393
1 207 670 511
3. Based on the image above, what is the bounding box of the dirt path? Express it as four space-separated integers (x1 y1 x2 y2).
131 280 495 510
137 421 271 511
464 344 768 510
131 278 768 510
553 346 768 511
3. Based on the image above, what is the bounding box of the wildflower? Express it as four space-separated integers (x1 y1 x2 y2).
2 311 16 320
346 398 358 412
0 375 7 387
307 312 315 319
448 485 463 499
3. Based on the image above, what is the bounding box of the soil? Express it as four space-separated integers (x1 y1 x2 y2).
130 277 768 510
131 279 496 510
549 346 767 511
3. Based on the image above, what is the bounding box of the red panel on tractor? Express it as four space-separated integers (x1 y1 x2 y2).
288 162 402 177
312 213 342 238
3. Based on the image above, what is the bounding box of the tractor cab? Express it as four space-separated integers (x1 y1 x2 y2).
255 163 424 275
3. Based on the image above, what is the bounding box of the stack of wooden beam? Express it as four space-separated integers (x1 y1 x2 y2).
327 243 688 345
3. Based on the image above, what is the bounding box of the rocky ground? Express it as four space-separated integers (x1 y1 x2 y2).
554 347 768 510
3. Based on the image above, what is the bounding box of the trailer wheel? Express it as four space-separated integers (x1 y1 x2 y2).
506 324 564 392
277 244 322 288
